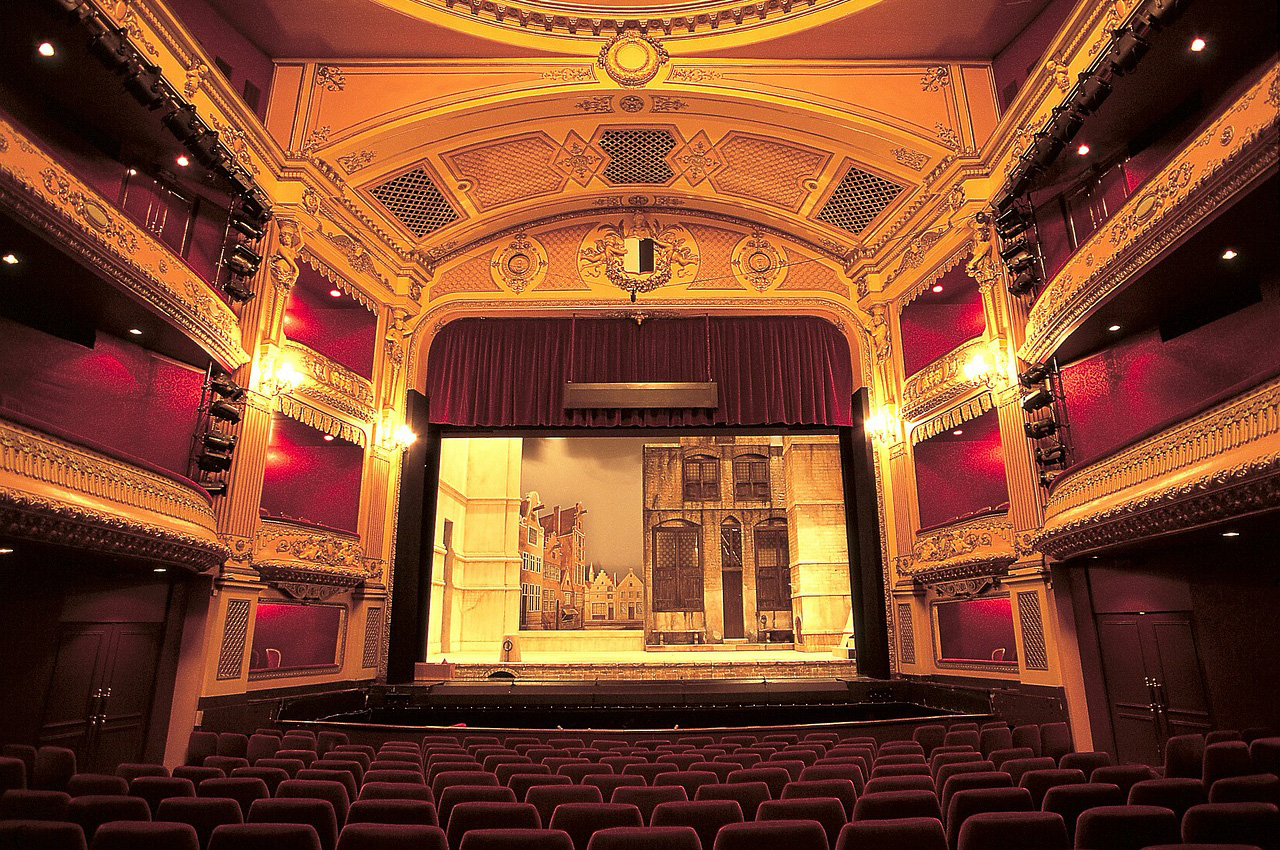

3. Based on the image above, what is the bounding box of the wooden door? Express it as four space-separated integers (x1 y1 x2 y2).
1096 611 1211 765
722 571 745 639
39 622 164 772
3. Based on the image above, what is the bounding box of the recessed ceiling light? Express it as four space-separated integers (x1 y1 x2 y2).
37 42 55 58
1 254 17 265
1190 37 1206 52
153 567 168 573
176 155 190 167
952 429 964 436
129 328 144 336
328 288 342 298
1108 324 1121 332
323 434 335 442
1222 531 1240 537
127 168 137 176
1076 144 1090 156
931 284 944 293
1221 248 1238 260
0 547 13 555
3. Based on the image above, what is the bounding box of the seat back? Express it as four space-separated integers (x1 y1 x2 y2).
1180 801 1280 849
757 797 847 848
438 785 517 827
954 811 1068 850
335 823 448 850
453 828 572 849
851 789 941 822
206 823 323 850
446 802 542 849
91 821 201 850
526 784 604 826
33 747 77 792
1040 782 1124 842
0 819 88 850
710 819 830 850
346 799 439 826
276 779 351 826
1073 804 1180 850
358 782 434 804
834 817 946 850
130 776 196 815
944 787 1034 848
66 794 151 841
611 785 688 824
1016 768 1087 809
650 799 744 849
248 798 338 850
547 802 644 850
781 779 857 819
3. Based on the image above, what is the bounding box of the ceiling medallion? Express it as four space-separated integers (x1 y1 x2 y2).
598 33 669 88
578 213 700 301
491 232 549 293
731 230 788 291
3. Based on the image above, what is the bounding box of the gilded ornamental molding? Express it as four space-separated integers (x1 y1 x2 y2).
1022 64 1280 364
0 115 249 370
1038 377 1280 559
0 417 226 571
895 512 1024 584
284 340 377 425
252 518 376 592
901 337 1001 423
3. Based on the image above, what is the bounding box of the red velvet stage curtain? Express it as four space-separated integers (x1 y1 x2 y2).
426 316 853 427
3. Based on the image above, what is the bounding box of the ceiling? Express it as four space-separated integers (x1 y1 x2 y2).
183 0 1055 59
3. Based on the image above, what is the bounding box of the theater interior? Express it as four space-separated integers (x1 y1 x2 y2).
0 0 1277 847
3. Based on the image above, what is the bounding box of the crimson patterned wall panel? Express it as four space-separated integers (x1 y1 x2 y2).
216 599 252 680
897 602 916 665
260 414 365 533
913 408 1009 530
1017 590 1049 671
362 607 384 669
899 264 986 377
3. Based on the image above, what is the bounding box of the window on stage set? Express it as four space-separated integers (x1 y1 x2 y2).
653 522 704 612
755 518 791 611
720 518 743 572
733 454 770 501
683 455 720 501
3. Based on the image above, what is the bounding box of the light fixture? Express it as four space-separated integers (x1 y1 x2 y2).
931 284 944 293
153 567 168 573
226 242 262 277
1190 37 1206 52
209 399 242 424
1 254 18 265
201 480 228 497
1076 144 1091 156
1025 419 1058 439
1074 73 1112 115
128 328 143 336
963 351 995 386
0 547 13 555
394 424 418 449
1221 248 1238 260
999 235 1031 261
952 429 964 436
1035 444 1067 465
1008 267 1041 297
37 42 56 58
1022 386 1054 412
1222 531 1241 538
864 409 899 444
211 373 246 403
1107 30 1150 76
127 168 138 176
1108 324 1121 332
329 288 342 298
176 154 190 167
1018 363 1051 389
260 348 302 398
323 434 335 442
223 277 255 303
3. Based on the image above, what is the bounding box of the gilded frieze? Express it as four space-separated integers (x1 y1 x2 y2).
900 337 1002 422
253 518 377 590
284 340 377 424
897 512 1019 584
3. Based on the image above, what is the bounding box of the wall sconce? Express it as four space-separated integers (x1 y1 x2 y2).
394 424 418 449
258 346 302 398
865 409 900 445
962 349 997 387
380 409 417 451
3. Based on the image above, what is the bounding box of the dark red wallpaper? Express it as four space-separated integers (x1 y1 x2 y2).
1061 293 1280 467
284 265 379 379
0 317 203 474
935 596 1019 663
249 602 344 672
913 409 1009 530
900 266 987 377
259 414 364 533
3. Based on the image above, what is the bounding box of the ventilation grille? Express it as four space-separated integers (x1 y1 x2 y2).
816 165 905 234
598 129 676 185
369 167 460 238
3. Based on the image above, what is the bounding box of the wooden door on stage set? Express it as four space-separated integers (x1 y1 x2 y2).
1096 611 1212 766
720 522 745 639
39 621 164 772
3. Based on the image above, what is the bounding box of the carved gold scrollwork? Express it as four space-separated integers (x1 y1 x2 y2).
901 337 1000 423
898 513 1018 584
252 518 374 594
283 340 376 425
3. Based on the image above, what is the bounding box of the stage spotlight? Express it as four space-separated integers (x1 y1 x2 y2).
1143 0 1186 28
87 26 130 71
1007 168 1035 199
1025 419 1059 439
1073 74 1112 115
1004 248 1037 273
1008 267 1041 297
1018 363 1051 388
37 42 56 58
200 480 228 497
999 234 1031 261
1021 386 1054 413
1038 469 1060 488
122 60 165 108
223 277 255 303
1050 107 1085 145
1035 444 1067 465
995 205 1031 240
196 446 233 473
209 399 242 424
229 211 265 242
211 374 245 402
1107 30 1149 75
226 242 262 277
162 104 206 142
202 432 237 453
239 188 272 223
1028 133 1064 171
184 133 224 169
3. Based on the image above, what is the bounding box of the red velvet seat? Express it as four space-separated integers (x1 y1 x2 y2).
432 772 497 800
758 797 847 847
914 726 947 757
871 764 932 780
526 784 603 827
1209 772 1280 805
1010 726 1041 759
939 771 1011 819
851 789 942 822
714 754 762 770
428 765 483 784
335 823 448 850
1252 737 1280 774
447 802 542 850
130 776 196 815
1180 801 1280 850
0 757 26 796
1017 768 1086 808
358 782 434 803
33 747 77 792
66 774 129 797
865 776 935 795
316 732 348 758
509 775 573 802
881 743 926 758
986 749 1034 771
657 755 704 771
313 760 365 786
802 765 866 795
688 762 736 783
1059 751 1112 776
1164 735 1206 780
217 733 249 760
276 779 351 826
186 733 219 767
66 794 152 841
834 816 947 850
1001 757 1055 786
0 819 87 850
232 767 291 795
198 777 270 818
559 764 615 784
711 819 830 850
438 786 517 828
115 764 169 783
455 828 573 850
611 785 688 824
1040 782 1124 843
781 779 858 819
548 802 644 850
954 811 1067 850
944 787 1034 849
330 751 373 770
376 753 423 767
483 756 531 775
583 825 701 850
1203 742 1256 785
1127 778 1208 821
763 735 801 747
249 798 339 850
654 771 719 799
281 736 317 753
496 764 550 785
929 753 984 781
206 823 322 850
943 732 980 752
875 754 927 767
584 775 645 799
297 769 358 804
277 751 319 769
204 757 250 774
935 763 997 801
978 729 1013 758
650 799 744 850
725 767 790 799
347 799 438 826
1073 804 1180 850
1038 725 1072 764
256 759 307 779
90 820 200 850
155 796 243 850
1089 765 1155 798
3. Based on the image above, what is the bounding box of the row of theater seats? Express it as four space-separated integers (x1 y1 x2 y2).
0 722 1275 850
